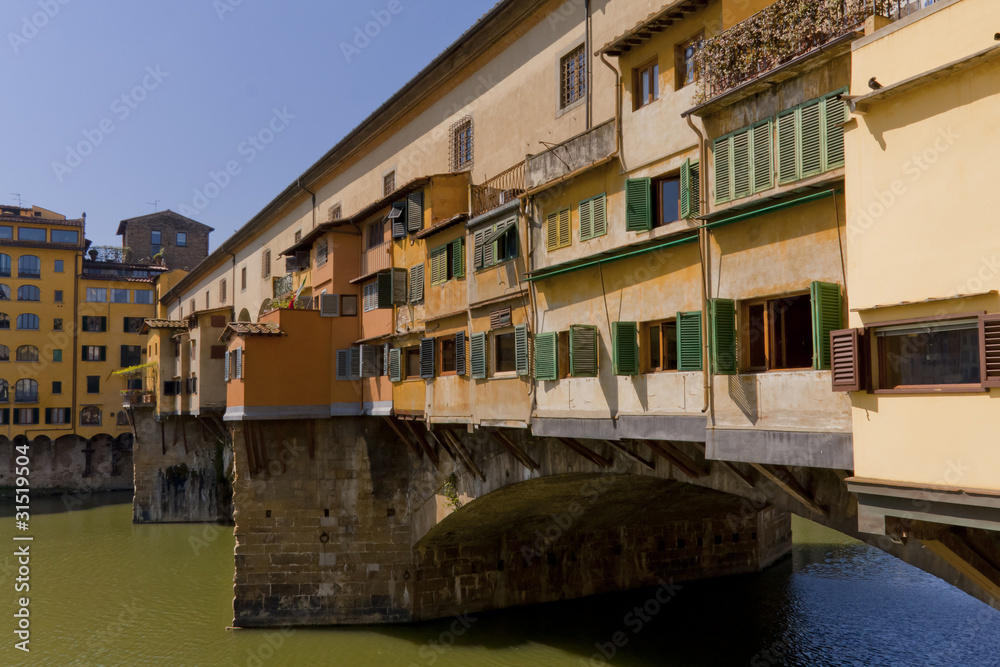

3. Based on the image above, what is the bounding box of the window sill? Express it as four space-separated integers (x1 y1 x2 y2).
490 372 520 380
874 385 986 395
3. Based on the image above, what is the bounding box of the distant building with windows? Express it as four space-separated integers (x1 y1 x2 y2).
0 204 171 489
116 210 213 270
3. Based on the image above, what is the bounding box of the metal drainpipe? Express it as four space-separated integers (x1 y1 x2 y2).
521 191 537 416
599 52 623 169
225 248 237 320
685 114 712 416
298 179 317 231
71 251 80 434
585 0 592 130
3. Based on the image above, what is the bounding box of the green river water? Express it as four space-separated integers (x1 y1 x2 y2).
0 492 998 667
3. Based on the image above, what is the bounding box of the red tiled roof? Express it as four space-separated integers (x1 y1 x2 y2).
219 321 285 342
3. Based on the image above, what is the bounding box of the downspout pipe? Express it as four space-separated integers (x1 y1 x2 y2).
224 248 237 321
297 180 317 230
585 0 592 130
599 51 623 170
685 114 712 415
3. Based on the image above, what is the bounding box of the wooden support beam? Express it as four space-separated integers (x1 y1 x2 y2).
427 429 454 460
749 463 826 517
489 428 540 472
721 461 756 488
647 441 706 478
404 420 439 466
921 534 1000 601
603 440 655 470
442 430 485 481
382 417 422 459
558 438 612 468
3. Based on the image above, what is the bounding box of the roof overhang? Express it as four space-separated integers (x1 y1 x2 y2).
598 0 709 57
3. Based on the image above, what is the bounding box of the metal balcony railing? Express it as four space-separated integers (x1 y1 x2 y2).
273 274 294 298
360 242 392 279
472 161 525 217
88 246 133 263
696 0 895 103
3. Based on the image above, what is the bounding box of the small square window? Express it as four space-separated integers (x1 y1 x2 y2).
176 232 187 247
341 295 358 316
86 376 100 394
54 290 63 303
52 381 62 394
54 260 64 273
494 331 517 375
53 349 62 362
405 347 421 379
383 171 396 197
53 318 63 331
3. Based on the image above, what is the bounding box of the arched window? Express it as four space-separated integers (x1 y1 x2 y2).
17 255 40 278
16 345 39 362
0 345 7 362
17 285 40 301
80 406 102 426
0 379 7 402
14 379 38 402
0 254 9 277
16 314 39 330
0 313 8 329
0 284 9 300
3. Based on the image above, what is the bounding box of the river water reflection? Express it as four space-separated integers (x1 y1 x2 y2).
0 495 997 666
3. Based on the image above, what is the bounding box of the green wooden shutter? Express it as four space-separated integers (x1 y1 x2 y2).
824 95 847 170
732 130 751 199
751 121 773 193
409 264 424 303
455 332 466 376
406 191 423 233
579 197 594 241
474 229 486 269
546 211 560 251
676 311 703 371
558 209 570 248
709 299 737 375
714 136 732 204
514 323 529 376
377 272 393 309
430 247 448 285
680 159 693 219
800 101 823 177
569 324 598 377
810 281 843 370
534 331 558 381
776 111 798 184
483 227 495 266
420 338 435 379
612 321 638 376
625 178 651 232
388 348 402 382
452 238 465 278
470 332 487 379
592 194 606 238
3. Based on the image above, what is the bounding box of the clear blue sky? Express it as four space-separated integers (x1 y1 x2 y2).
0 0 499 249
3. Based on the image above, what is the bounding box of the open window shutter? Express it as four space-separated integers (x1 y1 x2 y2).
752 121 773 193
776 112 798 184
515 324 529 376
361 345 378 378
579 197 594 241
452 238 465 278
383 344 390 377
810 281 843 370
625 178 651 232
389 348 402 382
592 194 607 238
430 248 447 285
732 130 751 199
32 408 39 424
420 338 435 379
824 94 848 170
319 294 340 317
980 315 1000 388
100 316 108 332
470 332 487 379
474 229 486 268
558 209 570 248
392 212 406 240
377 272 393 309
690 162 700 217
569 324 598 377
236 348 243 379
680 159 693 219
407 191 424 233
349 347 362 381
390 267 407 305
483 228 495 266
546 212 559 251
830 328 867 392
709 299 737 375
676 311 703 371
612 321 639 376
490 307 511 329
409 264 424 303
455 332 466 376
224 351 230 381
800 101 823 177
336 349 350 381
100 346 107 362
534 331 558 381
713 137 732 204
44 408 51 424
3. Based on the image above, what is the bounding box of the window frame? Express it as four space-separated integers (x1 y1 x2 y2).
675 31 704 90
451 116 474 172
492 329 518 377
739 292 814 373
873 315 984 394
644 319 679 373
176 231 187 247
633 58 659 110
404 347 421 381
559 42 587 112
440 336 458 376
653 175 682 228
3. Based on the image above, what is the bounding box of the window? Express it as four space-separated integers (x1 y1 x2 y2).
82 316 107 332
80 406 102 426
634 60 659 109
545 209 571 252
569 325 599 377
51 229 79 244
18 228 45 242
363 282 377 312
0 345 7 361
494 331 517 375
579 194 607 241
87 376 100 393
15 408 38 425
121 345 142 367
86 287 107 302
54 259 63 272
82 345 107 362
16 314 39 330
190 340 197 361
47 408 69 425
54 290 63 303
475 218 517 268
451 116 474 171
441 337 458 375
53 318 62 331
16 345 38 362
111 288 130 303
341 295 358 316
0 284 8 300
151 230 162 255
647 320 679 372
367 220 385 250
240 266 247 291
17 285 40 301
176 231 187 247
0 254 9 277
714 120 773 204
0 226 10 239
775 92 848 185
0 313 7 330
53 349 62 362
742 294 814 371
654 177 681 227
262 248 272 279
189 299 196 315
124 317 144 333
329 204 342 221
626 163 700 232
0 379 6 402
163 381 181 396
877 320 980 390
405 347 421 379
430 240 465 286
219 279 227 304
294 229 302 244
383 171 396 197
15 379 38 402
18 255 41 278
560 44 586 109
316 242 328 267
676 32 703 89
134 290 154 304
52 381 62 394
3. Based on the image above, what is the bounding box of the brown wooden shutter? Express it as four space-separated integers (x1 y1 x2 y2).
979 314 1000 388
830 328 867 392
490 307 511 329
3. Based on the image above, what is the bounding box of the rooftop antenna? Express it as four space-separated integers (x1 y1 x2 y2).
9 193 22 207
147 200 160 212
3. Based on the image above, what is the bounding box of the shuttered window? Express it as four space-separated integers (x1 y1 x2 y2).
455 332 466 376
361 345 379 378
430 246 448 286
420 338 435 379
714 120 772 204
981 315 1000 388
475 219 517 268
363 282 377 312
349 347 361 381
406 191 423 233
810 281 843 370
676 311 703 371
625 178 651 232
470 332 487 379
376 272 393 309
224 350 231 381
709 299 737 375
389 348 402 382
336 349 350 381
830 328 866 392
679 160 700 219
546 208 571 251
776 89 848 184
452 238 465 278
490 307 511 329
515 324 529 376
612 321 639 376
319 294 340 317
534 331 558 381
409 264 424 303
579 193 607 241
569 324 598 377
390 202 407 239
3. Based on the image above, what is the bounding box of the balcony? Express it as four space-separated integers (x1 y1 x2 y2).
472 161 525 217
525 120 615 190
359 241 392 281
273 274 294 298
88 245 134 263
122 390 156 407
694 0 894 107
